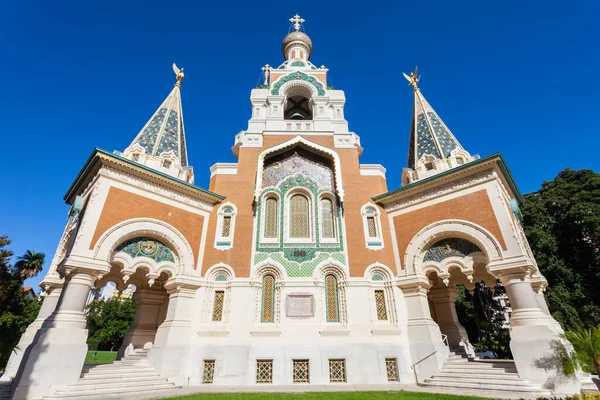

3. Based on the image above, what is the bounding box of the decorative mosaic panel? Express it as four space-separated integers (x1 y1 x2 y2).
212 291 224 321
325 275 340 322
202 360 215 384
256 360 273 383
372 273 384 281
215 274 228 282
375 290 388 321
261 275 275 322
293 360 310 383
270 71 326 96
291 61 306 67
385 358 399 382
255 154 346 277
133 109 167 156
262 152 334 190
423 238 481 262
329 359 346 383
115 237 175 263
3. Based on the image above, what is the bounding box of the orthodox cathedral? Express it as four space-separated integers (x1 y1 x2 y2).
4 15 593 400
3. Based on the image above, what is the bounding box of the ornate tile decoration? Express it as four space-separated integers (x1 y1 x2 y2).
254 152 346 277
270 71 326 96
423 238 481 262
115 237 175 263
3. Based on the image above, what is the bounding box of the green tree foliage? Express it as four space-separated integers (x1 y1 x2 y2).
455 282 512 358
521 169 600 330
563 327 600 375
85 297 136 351
0 236 44 368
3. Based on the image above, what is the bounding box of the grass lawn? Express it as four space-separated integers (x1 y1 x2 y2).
84 350 117 365
162 392 487 400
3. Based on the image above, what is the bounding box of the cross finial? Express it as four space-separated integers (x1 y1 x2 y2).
289 14 305 31
261 64 271 86
403 66 420 92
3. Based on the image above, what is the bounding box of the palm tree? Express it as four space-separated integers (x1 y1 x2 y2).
14 250 45 280
564 327 600 375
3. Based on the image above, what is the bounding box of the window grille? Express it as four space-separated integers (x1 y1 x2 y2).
328 359 346 382
293 359 310 383
256 360 273 383
202 360 215 384
320 198 335 239
212 290 225 322
264 197 278 238
261 275 275 322
385 358 399 382
290 194 309 238
221 216 232 238
375 290 388 321
325 274 340 322
366 216 378 238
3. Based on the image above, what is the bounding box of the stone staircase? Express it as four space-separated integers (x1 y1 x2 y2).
422 346 551 397
0 381 11 400
43 348 181 399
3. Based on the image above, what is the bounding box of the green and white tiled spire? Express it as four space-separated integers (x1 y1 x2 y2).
123 64 194 184
402 68 474 186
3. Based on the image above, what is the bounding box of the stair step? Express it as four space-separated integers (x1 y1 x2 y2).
423 378 544 392
44 386 180 399
68 379 170 390
78 375 163 384
428 375 533 385
52 382 177 395
81 368 158 377
441 367 519 375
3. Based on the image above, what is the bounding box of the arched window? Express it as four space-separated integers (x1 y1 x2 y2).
290 194 310 239
261 274 276 323
361 205 383 250
215 203 237 249
320 197 336 240
284 96 312 120
264 197 279 239
325 274 340 322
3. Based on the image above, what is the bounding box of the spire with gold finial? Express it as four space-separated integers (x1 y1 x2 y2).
403 67 473 182
282 14 312 60
124 63 191 177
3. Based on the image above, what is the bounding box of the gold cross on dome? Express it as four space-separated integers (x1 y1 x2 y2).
290 14 305 31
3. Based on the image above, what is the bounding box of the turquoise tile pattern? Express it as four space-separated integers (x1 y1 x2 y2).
115 237 175 263
423 238 481 262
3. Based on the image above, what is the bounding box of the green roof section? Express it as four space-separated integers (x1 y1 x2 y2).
63 148 225 204
372 153 523 204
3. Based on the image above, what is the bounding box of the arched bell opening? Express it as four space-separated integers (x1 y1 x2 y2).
284 86 313 120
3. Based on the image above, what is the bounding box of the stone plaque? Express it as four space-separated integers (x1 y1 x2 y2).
286 293 314 318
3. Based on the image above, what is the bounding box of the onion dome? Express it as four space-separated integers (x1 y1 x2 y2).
282 31 313 59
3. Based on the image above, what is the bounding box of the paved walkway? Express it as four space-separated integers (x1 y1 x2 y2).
124 384 540 400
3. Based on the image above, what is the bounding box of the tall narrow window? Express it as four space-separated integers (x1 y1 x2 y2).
261 275 275 323
362 205 383 249
366 215 377 238
325 274 340 322
212 290 225 321
374 290 388 321
202 360 215 384
221 210 232 238
264 197 278 239
320 198 335 239
215 204 236 249
290 194 310 238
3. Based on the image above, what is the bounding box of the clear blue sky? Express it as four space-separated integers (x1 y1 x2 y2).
3 0 599 290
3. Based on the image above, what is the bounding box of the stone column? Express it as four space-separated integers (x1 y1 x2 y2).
117 288 168 358
148 280 200 386
428 286 469 348
1 283 63 382
398 279 448 383
499 268 579 393
12 269 97 400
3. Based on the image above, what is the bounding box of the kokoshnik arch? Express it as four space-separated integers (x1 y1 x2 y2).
4 14 591 400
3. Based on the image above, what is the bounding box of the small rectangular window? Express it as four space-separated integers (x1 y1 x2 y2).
221 216 231 238
293 359 310 383
202 360 215 384
385 358 399 382
375 290 388 321
256 360 273 383
329 359 346 382
367 216 378 238
212 291 225 322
